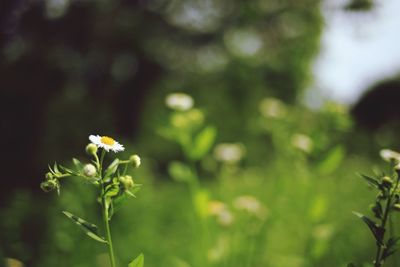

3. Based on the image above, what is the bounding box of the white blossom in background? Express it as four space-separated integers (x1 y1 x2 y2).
380 149 400 163
233 195 266 217
291 133 313 153
165 92 194 111
214 143 245 164
259 97 287 118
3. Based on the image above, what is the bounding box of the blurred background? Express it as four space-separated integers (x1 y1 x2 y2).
1 0 400 266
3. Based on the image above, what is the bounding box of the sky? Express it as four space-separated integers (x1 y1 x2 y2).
311 0 400 105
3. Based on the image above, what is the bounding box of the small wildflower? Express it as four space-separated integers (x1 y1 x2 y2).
129 154 141 168
233 195 261 214
86 143 98 155
259 97 287 118
165 92 194 111
83 164 97 177
89 135 124 153
291 133 313 153
217 209 234 226
380 149 400 163
214 143 245 164
208 201 226 216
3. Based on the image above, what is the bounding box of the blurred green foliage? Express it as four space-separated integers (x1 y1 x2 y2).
2 0 398 267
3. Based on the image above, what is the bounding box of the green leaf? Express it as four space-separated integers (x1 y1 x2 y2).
382 237 400 260
53 162 59 173
317 145 345 175
168 161 193 182
189 126 217 161
347 263 356 267
360 174 381 189
59 165 79 176
62 211 107 244
353 212 385 245
72 158 83 169
104 159 119 178
128 253 144 267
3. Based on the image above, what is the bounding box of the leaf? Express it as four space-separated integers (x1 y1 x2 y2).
128 253 144 267
62 211 107 244
317 145 345 175
189 126 217 161
168 161 193 183
72 158 83 169
347 263 356 267
382 237 400 260
59 165 79 176
353 212 385 245
53 162 59 173
359 174 381 189
104 159 119 178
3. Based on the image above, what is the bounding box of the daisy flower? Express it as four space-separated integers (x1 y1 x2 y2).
89 135 124 153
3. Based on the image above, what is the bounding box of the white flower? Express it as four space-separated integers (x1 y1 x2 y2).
259 97 287 118
89 135 124 153
213 143 245 163
380 149 400 163
291 133 313 153
233 195 261 214
165 93 194 111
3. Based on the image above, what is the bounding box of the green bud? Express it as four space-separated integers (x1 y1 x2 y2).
45 172 53 180
382 176 393 187
393 203 400 211
83 164 97 177
40 179 58 192
395 163 400 171
86 143 98 155
129 154 141 168
119 175 134 189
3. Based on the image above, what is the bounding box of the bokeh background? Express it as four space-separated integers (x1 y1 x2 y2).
1 0 400 266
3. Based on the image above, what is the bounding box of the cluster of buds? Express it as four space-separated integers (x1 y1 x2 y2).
40 135 142 198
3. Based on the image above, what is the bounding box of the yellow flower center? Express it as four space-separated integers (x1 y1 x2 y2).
101 136 115 146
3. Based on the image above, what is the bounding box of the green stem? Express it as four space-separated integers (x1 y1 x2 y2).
102 195 117 267
98 149 117 267
375 178 400 267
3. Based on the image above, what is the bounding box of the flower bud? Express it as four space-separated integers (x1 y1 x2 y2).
119 175 134 189
86 143 98 155
382 176 393 187
393 203 400 211
45 172 53 180
40 179 58 192
83 164 97 177
395 163 400 171
129 154 141 168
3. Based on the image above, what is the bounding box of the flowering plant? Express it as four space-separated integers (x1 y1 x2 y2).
40 135 144 267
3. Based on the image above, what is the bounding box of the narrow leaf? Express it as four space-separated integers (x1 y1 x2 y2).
128 253 144 267
62 211 107 244
360 174 380 189
353 212 384 245
72 158 83 169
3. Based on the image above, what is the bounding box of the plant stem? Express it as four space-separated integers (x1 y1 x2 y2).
102 196 117 267
98 149 117 267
